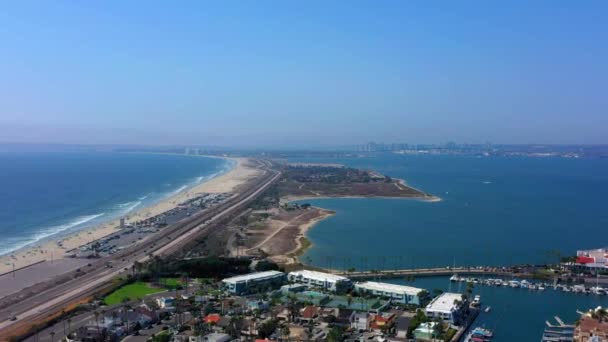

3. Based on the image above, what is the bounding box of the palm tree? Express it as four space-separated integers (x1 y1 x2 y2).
597 307 608 322
94 311 101 337
123 304 132 333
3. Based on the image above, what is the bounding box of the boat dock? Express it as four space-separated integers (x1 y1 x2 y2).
450 275 608 296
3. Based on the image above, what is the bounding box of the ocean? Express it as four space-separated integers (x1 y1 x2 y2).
0 151 231 256
289 153 608 340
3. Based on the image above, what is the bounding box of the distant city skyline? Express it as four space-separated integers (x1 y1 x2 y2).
1 1 607 146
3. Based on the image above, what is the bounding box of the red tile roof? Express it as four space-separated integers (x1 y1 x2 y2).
301 305 318 319
204 313 221 324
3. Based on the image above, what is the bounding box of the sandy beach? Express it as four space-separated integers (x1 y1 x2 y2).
268 207 336 265
0 156 261 274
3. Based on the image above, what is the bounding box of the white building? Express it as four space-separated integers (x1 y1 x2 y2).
425 292 464 325
354 281 425 305
288 270 352 293
222 271 286 295
201 333 231 342
576 248 608 269
156 297 175 310
350 312 370 332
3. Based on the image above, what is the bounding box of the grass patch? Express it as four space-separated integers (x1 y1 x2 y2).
288 236 312 259
104 282 165 305
531 268 557 280
444 328 457 341
159 278 184 289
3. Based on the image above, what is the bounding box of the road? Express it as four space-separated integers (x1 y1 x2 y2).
0 159 280 339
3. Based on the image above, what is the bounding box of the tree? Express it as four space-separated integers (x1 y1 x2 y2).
281 324 290 341
432 288 444 297
94 311 101 337
257 320 278 339
123 304 132 333
597 308 608 322
407 310 428 338
417 289 429 302
327 326 344 342
287 294 300 322
429 317 447 339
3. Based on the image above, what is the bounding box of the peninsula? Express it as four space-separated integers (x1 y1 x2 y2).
221 162 438 265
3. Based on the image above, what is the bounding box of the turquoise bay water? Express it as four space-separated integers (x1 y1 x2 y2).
0 152 230 255
289 154 608 340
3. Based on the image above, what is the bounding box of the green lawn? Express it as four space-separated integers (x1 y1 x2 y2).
159 277 184 289
104 281 165 305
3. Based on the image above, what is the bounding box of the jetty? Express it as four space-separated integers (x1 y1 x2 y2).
330 266 519 279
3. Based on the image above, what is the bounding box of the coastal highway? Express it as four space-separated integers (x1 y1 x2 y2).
0 159 280 339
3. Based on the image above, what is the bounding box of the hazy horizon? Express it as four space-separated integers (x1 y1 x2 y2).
1 1 607 146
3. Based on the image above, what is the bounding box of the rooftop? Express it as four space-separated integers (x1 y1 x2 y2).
425 293 463 314
289 270 350 283
355 281 424 296
222 270 284 283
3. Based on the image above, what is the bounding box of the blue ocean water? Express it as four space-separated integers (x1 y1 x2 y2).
288 153 608 340
0 152 231 255
291 154 608 269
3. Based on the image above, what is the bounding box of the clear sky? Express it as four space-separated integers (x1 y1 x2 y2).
1 1 607 147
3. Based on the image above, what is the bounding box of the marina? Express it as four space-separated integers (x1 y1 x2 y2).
450 275 608 296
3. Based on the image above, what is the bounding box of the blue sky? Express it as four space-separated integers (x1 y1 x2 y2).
1 1 607 147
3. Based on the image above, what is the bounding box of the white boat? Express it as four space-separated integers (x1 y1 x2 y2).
450 274 459 282
484 306 491 313
538 285 545 291
472 295 481 306
509 280 520 288
573 285 586 293
464 327 493 342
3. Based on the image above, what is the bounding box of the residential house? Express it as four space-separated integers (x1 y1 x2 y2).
201 332 232 342
350 312 370 332
156 297 176 310
300 305 319 324
425 293 465 325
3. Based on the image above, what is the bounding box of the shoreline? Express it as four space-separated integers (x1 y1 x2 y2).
281 177 441 203
276 179 440 264
282 194 442 203
0 155 257 274
269 207 336 265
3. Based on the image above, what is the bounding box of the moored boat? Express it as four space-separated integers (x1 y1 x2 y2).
464 327 493 341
